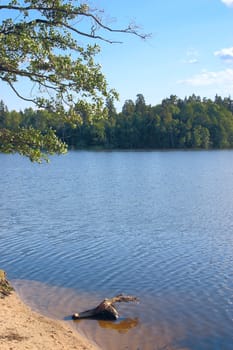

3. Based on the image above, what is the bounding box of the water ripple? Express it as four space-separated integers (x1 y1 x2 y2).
1 151 233 349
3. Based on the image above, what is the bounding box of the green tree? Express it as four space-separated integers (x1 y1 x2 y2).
0 0 146 161
192 126 210 148
122 99 135 116
0 100 8 128
104 98 117 147
143 109 161 148
135 93 146 115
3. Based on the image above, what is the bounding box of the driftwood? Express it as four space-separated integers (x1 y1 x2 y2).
72 294 139 320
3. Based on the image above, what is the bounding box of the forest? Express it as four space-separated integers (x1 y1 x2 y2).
1 93 233 150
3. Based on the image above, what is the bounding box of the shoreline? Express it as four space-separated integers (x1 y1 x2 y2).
0 271 100 350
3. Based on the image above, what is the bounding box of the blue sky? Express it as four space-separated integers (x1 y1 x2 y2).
97 0 233 109
1 0 233 110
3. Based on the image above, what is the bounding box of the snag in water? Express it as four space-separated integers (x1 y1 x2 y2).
72 294 139 320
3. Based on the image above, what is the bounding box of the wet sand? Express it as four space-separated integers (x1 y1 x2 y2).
0 290 100 350
11 280 190 350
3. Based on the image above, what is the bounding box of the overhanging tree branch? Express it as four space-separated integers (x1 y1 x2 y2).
0 4 149 40
0 0 149 162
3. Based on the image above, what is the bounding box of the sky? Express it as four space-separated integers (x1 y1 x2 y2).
1 0 233 111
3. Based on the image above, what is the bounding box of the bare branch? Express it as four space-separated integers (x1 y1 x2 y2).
0 4 149 41
4 79 37 104
81 12 149 40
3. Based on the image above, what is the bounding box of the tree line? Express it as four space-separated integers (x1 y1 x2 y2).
1 93 233 151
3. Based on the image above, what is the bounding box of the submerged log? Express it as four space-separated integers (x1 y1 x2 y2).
72 294 139 321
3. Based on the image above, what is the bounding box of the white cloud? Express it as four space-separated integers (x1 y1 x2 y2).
186 58 198 64
214 47 233 62
182 49 199 64
221 0 233 7
178 68 233 86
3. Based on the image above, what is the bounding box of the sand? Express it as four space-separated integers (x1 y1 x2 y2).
0 290 100 350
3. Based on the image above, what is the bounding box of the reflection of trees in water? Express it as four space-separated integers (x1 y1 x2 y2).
98 318 139 333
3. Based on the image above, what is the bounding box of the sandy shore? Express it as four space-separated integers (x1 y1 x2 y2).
0 289 100 350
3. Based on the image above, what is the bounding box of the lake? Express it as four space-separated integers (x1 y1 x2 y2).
1 150 233 350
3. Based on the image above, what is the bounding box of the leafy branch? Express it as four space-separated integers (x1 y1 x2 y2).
0 1 149 161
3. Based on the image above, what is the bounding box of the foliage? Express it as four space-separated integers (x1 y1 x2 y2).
2 94 233 152
0 126 67 162
0 0 147 161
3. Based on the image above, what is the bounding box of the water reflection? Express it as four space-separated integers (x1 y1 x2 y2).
12 279 188 350
74 317 139 333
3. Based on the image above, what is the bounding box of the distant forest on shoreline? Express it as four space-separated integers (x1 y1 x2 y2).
1 93 233 150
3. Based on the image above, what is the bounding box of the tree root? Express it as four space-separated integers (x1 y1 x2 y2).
72 294 139 320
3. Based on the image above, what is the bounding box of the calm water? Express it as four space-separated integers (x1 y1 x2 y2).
1 150 233 350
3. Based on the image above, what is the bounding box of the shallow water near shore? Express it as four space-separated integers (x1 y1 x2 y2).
12 279 191 350
1 151 233 349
